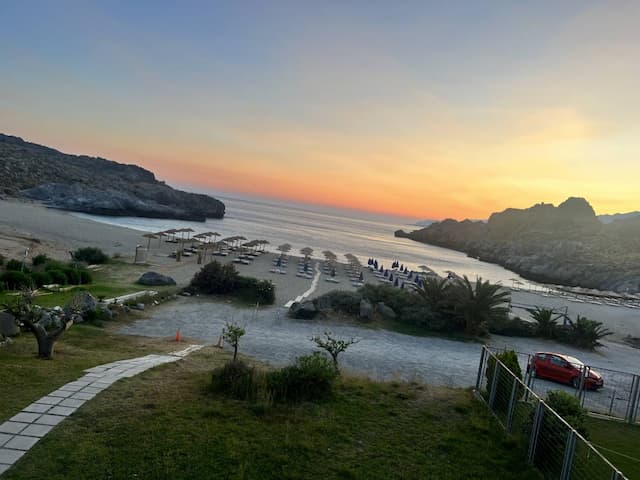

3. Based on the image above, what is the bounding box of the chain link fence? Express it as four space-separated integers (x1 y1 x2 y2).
492 349 640 424
476 346 628 479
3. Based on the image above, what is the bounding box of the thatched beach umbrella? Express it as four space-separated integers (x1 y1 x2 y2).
154 231 167 246
142 233 157 250
300 247 313 259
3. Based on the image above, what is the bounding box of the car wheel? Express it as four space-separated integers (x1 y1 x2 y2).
571 376 580 389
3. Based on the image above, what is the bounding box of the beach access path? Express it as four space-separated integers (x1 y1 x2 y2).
0 345 204 476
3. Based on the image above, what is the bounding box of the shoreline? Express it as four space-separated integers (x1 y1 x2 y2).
1 199 639 339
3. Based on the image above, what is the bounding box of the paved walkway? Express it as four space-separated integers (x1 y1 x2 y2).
0 344 204 476
284 262 321 308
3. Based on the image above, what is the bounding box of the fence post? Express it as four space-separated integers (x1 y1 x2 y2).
506 375 519 432
476 346 487 391
626 374 640 424
528 402 544 464
488 360 500 410
560 430 577 480
577 365 588 404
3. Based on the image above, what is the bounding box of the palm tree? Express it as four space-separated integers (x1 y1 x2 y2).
527 307 563 338
566 315 612 350
450 276 511 335
417 277 451 312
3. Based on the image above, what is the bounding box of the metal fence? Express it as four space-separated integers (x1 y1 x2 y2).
498 349 640 424
476 346 628 480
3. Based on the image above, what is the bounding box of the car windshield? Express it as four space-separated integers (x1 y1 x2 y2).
565 356 583 366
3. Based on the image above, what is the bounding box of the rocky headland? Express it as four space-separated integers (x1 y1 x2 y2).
396 197 640 293
0 133 225 221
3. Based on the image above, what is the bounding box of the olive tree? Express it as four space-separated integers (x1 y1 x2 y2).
222 322 245 362
311 332 359 372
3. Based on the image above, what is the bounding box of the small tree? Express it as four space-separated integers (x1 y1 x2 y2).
527 307 563 339
223 322 245 362
311 332 359 372
3 290 74 359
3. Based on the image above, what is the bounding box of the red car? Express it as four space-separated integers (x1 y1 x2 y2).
527 352 604 390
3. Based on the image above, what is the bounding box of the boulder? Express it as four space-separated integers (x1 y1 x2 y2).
0 312 18 337
289 301 318 319
66 291 97 315
137 271 177 286
376 302 397 320
359 299 374 320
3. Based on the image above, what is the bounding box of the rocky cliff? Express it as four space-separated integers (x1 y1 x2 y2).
396 197 640 293
0 133 225 221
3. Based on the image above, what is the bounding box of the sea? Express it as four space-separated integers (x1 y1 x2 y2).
75 194 538 289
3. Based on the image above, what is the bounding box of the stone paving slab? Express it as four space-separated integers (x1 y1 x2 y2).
4 436 39 451
0 344 204 477
0 423 27 435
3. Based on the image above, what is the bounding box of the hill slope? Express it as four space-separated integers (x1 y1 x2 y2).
396 197 640 293
0 133 225 221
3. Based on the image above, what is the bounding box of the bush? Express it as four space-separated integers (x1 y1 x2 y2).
236 276 275 305
63 268 81 285
545 390 589 438
47 269 68 285
72 247 109 264
489 316 536 337
268 352 338 403
211 360 264 402
5 259 27 272
486 350 523 413
0 271 33 290
32 254 49 266
314 290 362 315
83 307 112 326
30 271 53 288
191 261 239 294
78 269 93 285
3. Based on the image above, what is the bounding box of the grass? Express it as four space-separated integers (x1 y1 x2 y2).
0 325 177 422
1 344 542 480
587 417 640 479
0 261 177 309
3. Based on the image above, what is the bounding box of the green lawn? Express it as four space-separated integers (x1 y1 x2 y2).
1 344 542 480
0 325 176 422
587 417 640 479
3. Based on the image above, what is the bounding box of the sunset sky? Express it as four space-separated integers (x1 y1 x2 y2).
1 1 639 219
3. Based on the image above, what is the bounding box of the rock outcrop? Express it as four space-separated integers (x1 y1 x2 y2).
397 197 640 293
0 133 225 221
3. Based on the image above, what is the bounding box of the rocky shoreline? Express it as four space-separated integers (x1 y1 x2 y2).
396 197 640 294
0 133 225 221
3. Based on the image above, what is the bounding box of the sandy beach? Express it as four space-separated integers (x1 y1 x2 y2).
1 199 639 339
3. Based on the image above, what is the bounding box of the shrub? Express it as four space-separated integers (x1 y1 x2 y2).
83 307 112 326
236 277 275 305
268 352 338 403
72 247 109 264
63 268 81 285
78 269 93 284
545 390 589 438
486 350 523 413
191 261 239 294
32 254 49 266
489 316 536 337
5 259 27 272
47 269 68 285
314 290 362 315
30 271 53 288
359 284 419 314
529 391 590 472
0 271 33 290
211 360 263 401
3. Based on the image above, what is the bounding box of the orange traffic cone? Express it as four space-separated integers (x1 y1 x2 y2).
175 330 181 342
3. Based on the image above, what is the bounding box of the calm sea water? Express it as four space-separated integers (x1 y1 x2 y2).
75 195 536 288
